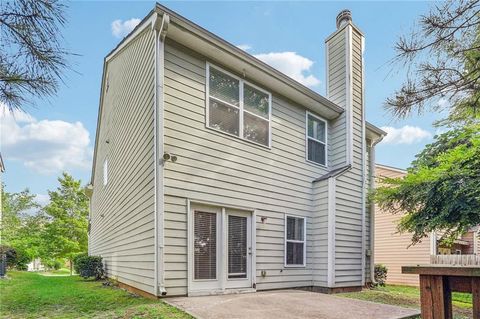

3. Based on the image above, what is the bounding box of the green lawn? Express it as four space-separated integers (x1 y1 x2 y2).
0 271 193 319
339 284 473 319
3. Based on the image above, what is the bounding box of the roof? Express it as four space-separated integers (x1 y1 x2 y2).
313 164 351 182
375 163 407 174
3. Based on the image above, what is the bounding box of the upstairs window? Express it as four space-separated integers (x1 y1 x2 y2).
306 112 327 166
207 64 271 147
103 159 108 186
285 215 306 267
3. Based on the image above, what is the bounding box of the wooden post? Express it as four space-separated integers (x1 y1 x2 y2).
473 277 480 319
420 275 451 319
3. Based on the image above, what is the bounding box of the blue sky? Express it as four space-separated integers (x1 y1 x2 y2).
2 1 442 202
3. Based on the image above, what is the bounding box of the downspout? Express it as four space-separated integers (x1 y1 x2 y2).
360 35 366 286
153 12 169 297
368 137 383 285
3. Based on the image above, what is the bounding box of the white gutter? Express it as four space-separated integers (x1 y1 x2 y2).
153 12 169 297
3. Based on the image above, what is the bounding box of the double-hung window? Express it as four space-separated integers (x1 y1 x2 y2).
285 215 306 267
306 112 327 166
207 64 271 147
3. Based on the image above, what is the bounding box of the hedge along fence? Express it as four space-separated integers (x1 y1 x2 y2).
73 254 104 280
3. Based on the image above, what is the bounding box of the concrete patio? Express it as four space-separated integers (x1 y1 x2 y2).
166 289 420 319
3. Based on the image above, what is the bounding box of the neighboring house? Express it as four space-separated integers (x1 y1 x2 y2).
88 4 385 297
374 164 480 286
27 259 45 272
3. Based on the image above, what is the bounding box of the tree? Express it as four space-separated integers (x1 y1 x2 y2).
1 184 40 246
386 0 480 125
42 173 88 275
374 124 480 245
0 0 70 111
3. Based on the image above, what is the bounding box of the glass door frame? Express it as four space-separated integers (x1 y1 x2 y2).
187 201 256 296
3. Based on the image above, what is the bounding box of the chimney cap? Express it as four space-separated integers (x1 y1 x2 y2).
336 9 352 29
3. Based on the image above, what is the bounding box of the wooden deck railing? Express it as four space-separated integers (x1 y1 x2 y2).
430 254 480 266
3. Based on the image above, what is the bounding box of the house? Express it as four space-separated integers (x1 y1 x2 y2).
88 4 386 297
374 164 480 286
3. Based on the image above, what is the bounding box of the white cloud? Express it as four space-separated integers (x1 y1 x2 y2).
111 18 141 38
254 51 321 87
35 194 50 207
236 44 252 51
380 125 432 145
0 107 92 174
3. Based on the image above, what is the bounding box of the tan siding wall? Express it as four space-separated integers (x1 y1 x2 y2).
162 39 335 295
374 165 430 286
89 28 156 294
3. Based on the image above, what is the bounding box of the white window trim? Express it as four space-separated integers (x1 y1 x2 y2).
305 111 328 167
206 62 272 148
284 214 307 268
103 158 108 186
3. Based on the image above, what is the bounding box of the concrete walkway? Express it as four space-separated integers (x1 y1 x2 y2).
166 290 420 319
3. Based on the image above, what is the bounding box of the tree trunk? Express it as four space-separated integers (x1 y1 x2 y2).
70 258 72 276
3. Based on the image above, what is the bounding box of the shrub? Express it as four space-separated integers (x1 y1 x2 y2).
74 255 104 280
73 253 87 274
0 246 29 270
374 264 388 287
44 258 63 270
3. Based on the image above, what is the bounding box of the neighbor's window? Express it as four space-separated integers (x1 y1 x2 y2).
285 215 306 267
103 159 108 186
306 112 327 166
207 64 271 147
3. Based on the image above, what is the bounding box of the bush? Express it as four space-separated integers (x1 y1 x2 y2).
44 258 63 270
0 246 29 270
74 255 104 280
73 253 87 274
374 264 388 287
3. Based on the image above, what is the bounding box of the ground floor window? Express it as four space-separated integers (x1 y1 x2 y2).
285 215 306 267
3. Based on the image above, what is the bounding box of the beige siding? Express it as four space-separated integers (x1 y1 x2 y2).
89 28 156 294
374 165 429 286
162 39 334 295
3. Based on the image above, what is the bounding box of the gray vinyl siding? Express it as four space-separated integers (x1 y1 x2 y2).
333 28 365 287
312 179 329 286
162 39 330 295
327 29 347 167
89 28 156 294
326 25 367 288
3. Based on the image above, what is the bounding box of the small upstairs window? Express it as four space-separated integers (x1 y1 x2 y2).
207 64 271 147
103 159 108 186
306 112 327 166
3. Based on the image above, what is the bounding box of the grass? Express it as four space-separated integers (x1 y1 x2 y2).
339 284 473 319
0 271 193 319
40 268 72 276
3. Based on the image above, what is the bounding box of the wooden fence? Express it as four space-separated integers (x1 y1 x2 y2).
430 254 480 266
